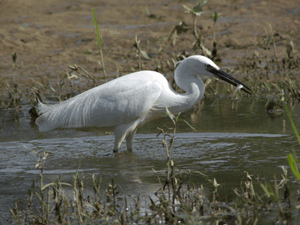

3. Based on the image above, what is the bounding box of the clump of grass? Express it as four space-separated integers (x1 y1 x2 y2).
1 53 24 122
231 43 300 101
8 157 297 224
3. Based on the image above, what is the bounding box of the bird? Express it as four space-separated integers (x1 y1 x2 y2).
35 55 252 153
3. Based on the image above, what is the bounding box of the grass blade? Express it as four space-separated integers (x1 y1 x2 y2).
284 103 300 181
91 8 101 49
91 8 107 82
283 103 300 145
287 154 300 181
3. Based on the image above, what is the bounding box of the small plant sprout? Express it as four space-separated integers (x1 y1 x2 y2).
210 11 220 59
182 0 209 17
183 0 212 57
168 21 190 46
68 64 96 84
212 178 220 202
11 52 17 88
133 34 150 70
91 8 107 82
210 12 218 40
268 24 279 65
12 52 17 69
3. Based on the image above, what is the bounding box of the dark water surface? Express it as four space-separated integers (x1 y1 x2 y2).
0 99 299 222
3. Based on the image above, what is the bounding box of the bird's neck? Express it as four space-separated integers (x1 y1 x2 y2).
182 76 204 104
172 70 204 113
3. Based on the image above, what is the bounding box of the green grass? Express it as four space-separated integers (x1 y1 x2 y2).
284 103 300 181
91 8 107 82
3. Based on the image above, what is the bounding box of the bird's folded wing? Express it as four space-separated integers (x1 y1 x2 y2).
36 74 162 132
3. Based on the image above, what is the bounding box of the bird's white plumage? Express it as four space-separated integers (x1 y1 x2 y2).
36 55 242 152
37 71 163 131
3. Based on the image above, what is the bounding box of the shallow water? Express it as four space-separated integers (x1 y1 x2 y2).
0 99 299 222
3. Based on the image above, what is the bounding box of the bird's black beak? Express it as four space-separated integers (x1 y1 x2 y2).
206 65 252 94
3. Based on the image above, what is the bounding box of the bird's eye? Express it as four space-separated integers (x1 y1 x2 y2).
205 64 211 70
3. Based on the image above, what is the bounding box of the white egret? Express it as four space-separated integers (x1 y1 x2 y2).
35 55 252 153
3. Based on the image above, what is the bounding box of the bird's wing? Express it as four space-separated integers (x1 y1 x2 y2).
36 72 163 132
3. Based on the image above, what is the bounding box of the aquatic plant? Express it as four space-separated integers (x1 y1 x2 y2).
8 112 300 224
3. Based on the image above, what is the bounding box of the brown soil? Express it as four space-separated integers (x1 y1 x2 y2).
0 0 299 95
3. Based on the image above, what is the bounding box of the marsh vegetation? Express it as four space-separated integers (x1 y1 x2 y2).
1 0 300 224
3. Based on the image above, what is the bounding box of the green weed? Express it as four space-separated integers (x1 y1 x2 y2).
91 8 107 82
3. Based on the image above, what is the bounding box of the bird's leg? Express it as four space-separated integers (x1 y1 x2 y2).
113 139 123 153
126 129 137 151
113 129 128 153
113 121 139 153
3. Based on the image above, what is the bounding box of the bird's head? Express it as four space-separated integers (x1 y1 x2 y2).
176 55 252 94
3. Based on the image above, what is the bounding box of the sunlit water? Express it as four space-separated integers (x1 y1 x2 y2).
0 99 300 222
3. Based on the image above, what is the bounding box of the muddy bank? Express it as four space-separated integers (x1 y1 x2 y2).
0 0 299 94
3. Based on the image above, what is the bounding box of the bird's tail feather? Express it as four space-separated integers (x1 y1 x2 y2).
36 101 52 114
35 102 59 132
35 97 90 132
